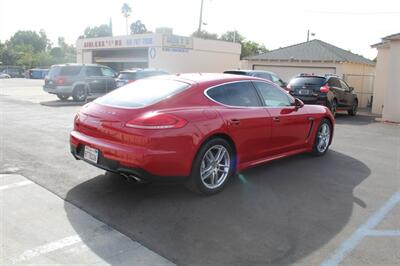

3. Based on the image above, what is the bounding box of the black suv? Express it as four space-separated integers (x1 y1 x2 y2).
223 69 287 88
43 64 117 101
287 74 358 116
116 68 168 88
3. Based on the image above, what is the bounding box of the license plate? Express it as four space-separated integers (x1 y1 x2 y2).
84 146 99 164
299 89 310 95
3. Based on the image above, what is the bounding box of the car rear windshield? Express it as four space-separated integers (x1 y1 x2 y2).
118 72 137 80
95 79 190 108
289 77 326 86
48 66 82 78
223 71 248 76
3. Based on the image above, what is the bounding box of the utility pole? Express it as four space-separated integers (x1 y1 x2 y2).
197 0 204 34
307 29 315 42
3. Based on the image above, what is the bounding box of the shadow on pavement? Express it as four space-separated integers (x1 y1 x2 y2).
335 113 378 126
40 99 93 107
65 150 370 265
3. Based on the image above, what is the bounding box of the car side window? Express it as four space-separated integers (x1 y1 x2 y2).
271 74 285 87
254 73 272 81
86 67 102 77
207 81 262 107
340 80 350 91
328 77 341 88
253 81 293 107
101 67 115 77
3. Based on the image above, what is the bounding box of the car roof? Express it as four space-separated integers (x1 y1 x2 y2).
151 73 267 86
120 68 167 73
50 63 104 68
224 69 276 75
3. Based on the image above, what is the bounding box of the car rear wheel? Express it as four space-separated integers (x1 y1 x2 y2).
312 119 331 156
185 138 235 195
57 94 69 101
348 100 358 116
72 86 87 102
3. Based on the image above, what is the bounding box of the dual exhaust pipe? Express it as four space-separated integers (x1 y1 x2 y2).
120 173 144 183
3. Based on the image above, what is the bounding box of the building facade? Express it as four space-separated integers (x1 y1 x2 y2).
371 33 400 122
242 40 375 108
76 33 241 73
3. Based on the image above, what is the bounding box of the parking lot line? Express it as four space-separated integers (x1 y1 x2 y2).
322 191 400 266
0 180 33 191
10 235 82 264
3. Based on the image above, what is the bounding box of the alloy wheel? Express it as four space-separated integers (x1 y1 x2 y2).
200 145 230 189
317 123 330 153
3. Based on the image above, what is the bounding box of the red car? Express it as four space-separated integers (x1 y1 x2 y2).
70 74 334 194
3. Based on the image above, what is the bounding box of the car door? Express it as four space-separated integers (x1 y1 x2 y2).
101 67 117 93
206 81 272 164
253 81 312 155
328 77 346 107
339 79 354 108
85 66 107 94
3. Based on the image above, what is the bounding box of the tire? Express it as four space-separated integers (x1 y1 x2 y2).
311 119 332 156
57 94 69 101
185 138 235 195
348 100 358 116
72 85 87 102
330 99 337 117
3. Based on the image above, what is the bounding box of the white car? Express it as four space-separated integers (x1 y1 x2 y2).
0 73 11 79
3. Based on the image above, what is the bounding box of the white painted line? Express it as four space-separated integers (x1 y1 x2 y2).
10 235 82 264
0 180 33 191
322 191 400 266
366 229 400 237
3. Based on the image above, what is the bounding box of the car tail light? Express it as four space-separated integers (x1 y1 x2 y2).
56 76 66 85
126 113 187 129
320 84 330 93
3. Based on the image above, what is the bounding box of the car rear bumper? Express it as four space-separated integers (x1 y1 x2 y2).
70 130 192 179
43 85 72 95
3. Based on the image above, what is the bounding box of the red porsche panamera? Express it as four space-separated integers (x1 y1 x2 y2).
70 73 334 194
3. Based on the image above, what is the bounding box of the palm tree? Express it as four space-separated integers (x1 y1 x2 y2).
121 3 132 35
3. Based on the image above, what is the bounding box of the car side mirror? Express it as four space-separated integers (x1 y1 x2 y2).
349 87 354 92
294 98 304 109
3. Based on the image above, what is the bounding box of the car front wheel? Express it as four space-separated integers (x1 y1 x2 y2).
186 138 235 195
348 100 358 116
312 119 332 156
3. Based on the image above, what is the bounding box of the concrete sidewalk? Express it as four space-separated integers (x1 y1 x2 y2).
0 174 174 265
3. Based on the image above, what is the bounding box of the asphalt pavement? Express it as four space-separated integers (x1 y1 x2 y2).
1 79 399 265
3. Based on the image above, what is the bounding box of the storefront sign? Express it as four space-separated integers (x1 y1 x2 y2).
163 35 193 49
82 37 154 50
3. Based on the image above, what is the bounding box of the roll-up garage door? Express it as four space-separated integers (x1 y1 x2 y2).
253 65 336 82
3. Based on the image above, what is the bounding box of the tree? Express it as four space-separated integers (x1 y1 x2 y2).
130 20 147 34
191 30 219 40
121 3 132 35
220 30 245 43
241 41 268 59
8 30 49 53
82 24 112 38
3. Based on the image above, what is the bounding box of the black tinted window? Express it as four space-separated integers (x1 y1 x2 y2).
253 81 293 107
86 67 102 77
340 80 349 90
223 71 248 76
328 77 341 88
207 82 261 107
254 73 272 81
96 79 189 108
118 72 137 80
59 66 82 76
290 77 326 86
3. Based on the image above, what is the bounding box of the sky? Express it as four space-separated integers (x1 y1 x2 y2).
0 0 399 59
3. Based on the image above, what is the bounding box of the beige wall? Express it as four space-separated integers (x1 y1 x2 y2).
372 47 390 114
382 40 400 122
341 63 375 108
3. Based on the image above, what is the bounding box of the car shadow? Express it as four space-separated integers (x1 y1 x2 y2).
40 98 94 107
64 150 370 265
335 112 378 126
